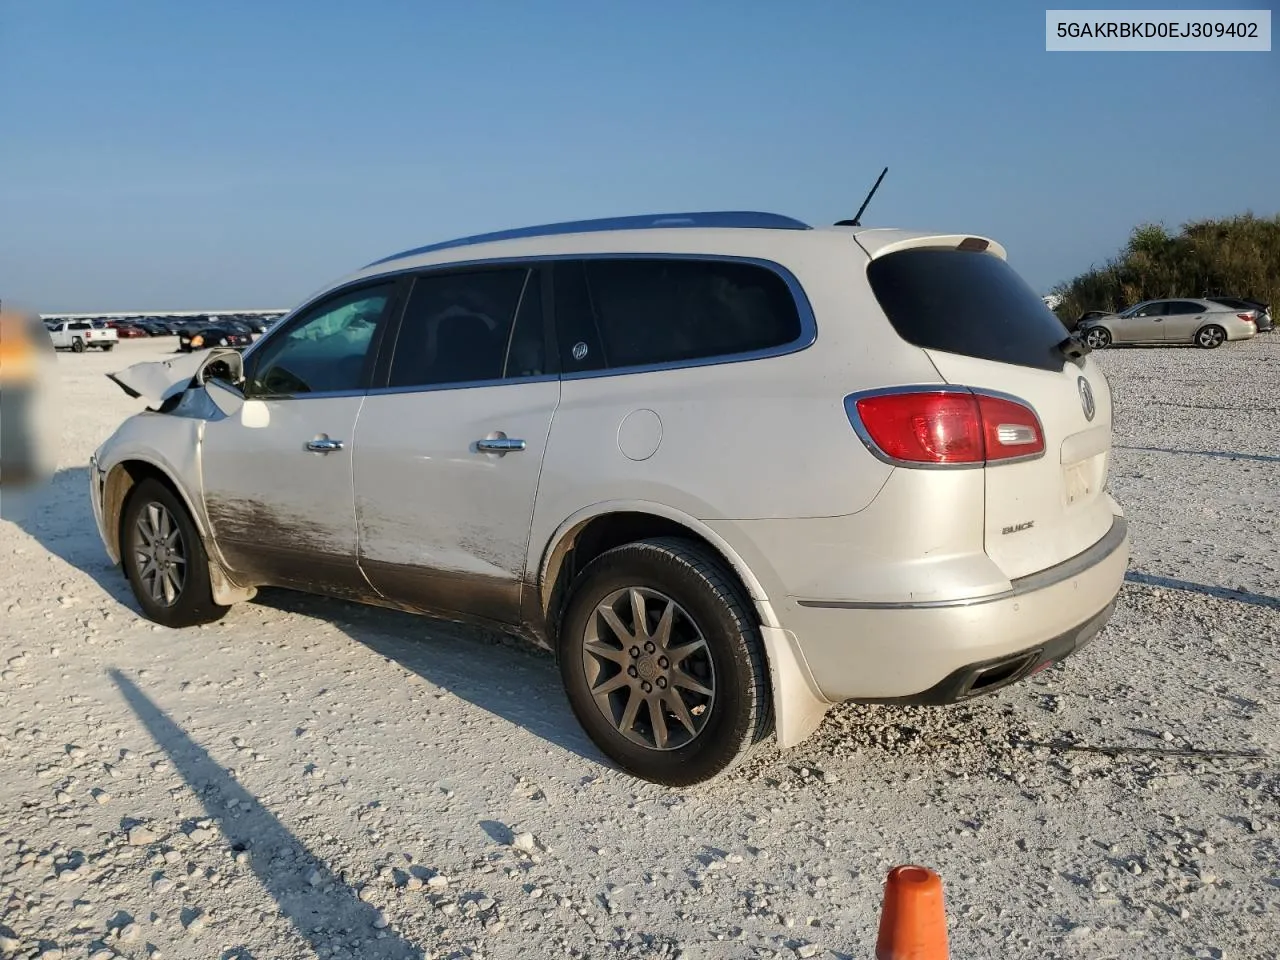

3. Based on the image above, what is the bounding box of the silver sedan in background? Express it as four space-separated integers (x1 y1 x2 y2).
1079 298 1258 349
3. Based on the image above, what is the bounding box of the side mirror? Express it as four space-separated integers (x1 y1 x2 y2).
198 348 244 387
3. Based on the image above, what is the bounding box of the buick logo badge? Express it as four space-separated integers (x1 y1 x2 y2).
1078 376 1096 422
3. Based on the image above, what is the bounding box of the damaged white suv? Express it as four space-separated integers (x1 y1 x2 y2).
91 211 1129 785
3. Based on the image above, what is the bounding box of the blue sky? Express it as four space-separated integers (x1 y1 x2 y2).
2 1 1276 311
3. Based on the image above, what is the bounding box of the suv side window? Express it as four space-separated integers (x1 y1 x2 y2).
388 268 543 388
248 283 394 397
1166 301 1203 315
553 258 802 372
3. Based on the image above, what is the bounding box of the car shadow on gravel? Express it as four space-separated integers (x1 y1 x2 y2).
1124 571 1280 611
4 466 136 605
1116 444 1280 463
109 669 423 959
249 589 611 769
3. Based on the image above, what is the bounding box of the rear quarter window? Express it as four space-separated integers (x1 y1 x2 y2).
866 248 1070 373
554 258 803 372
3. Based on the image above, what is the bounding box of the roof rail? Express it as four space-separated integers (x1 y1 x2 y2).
366 211 811 267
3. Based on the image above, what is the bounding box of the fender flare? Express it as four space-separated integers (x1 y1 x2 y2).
537 499 781 628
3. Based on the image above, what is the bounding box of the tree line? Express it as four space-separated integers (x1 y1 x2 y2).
1051 213 1279 323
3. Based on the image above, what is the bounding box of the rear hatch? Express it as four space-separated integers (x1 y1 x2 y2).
861 236 1116 581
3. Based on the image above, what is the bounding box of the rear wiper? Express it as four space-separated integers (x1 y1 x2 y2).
1057 334 1091 367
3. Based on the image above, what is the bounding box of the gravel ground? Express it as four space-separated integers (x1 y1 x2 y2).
1 335 1278 960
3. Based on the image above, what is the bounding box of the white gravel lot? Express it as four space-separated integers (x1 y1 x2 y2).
1 335 1278 960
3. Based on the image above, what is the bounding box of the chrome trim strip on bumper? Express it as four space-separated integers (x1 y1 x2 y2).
796 515 1128 611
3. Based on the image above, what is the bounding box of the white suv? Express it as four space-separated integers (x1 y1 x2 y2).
90 212 1129 785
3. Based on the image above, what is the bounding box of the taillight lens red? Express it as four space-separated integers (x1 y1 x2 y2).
851 390 1044 466
1239 313 1256 323
853 392 984 464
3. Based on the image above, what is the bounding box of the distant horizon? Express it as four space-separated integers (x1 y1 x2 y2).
4 1 1276 312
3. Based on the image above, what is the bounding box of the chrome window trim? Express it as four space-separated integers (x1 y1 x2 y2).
365 373 560 398
250 252 818 397
843 384 1047 470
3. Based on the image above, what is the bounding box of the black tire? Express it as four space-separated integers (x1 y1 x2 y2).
101 342 115 351
71 338 85 353
1196 324 1226 349
558 537 772 786
121 478 230 628
1083 327 1111 349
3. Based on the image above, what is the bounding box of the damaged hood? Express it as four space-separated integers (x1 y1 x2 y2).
107 348 244 403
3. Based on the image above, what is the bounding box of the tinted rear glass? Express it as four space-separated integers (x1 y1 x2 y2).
866 249 1069 372
554 258 802 372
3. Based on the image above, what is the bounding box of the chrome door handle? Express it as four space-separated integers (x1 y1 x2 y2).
475 437 526 453
306 438 344 453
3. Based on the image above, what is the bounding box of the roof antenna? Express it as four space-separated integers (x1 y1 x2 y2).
835 166 888 227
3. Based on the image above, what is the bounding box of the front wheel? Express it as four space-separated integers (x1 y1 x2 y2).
558 538 772 786
1083 327 1111 349
71 338 85 353
121 478 230 628
1196 325 1225 349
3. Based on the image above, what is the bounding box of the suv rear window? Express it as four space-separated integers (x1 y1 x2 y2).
866 248 1070 373
553 258 802 372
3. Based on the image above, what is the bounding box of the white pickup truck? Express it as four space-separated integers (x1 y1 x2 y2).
47 321 118 353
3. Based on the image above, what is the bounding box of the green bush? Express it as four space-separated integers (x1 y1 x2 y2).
1051 213 1280 325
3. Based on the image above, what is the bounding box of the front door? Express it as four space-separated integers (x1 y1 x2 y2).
1115 301 1167 342
354 265 558 625
200 281 399 597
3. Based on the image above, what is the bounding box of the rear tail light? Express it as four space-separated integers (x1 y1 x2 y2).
847 388 1045 467
1238 313 1256 323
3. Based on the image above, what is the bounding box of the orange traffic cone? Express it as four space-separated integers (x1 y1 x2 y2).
875 864 949 960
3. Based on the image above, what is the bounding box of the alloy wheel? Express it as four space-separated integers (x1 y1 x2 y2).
1198 327 1224 348
580 587 716 751
133 501 187 607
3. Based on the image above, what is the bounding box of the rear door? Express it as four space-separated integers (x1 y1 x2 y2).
353 265 559 625
1161 300 1207 342
863 241 1117 581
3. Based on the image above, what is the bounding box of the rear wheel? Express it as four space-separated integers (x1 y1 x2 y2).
1083 327 1111 349
101 343 115 351
558 538 771 786
121 478 229 628
1196 325 1225 349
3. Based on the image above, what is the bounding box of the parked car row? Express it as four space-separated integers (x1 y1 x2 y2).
1071 296 1269 349
40 313 286 353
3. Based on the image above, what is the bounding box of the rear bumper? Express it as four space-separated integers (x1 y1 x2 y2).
779 515 1129 702
862 598 1116 704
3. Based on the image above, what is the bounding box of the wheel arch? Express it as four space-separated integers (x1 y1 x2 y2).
1196 321 1227 342
102 456 255 606
536 502 781 634
102 457 207 562
534 503 833 750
